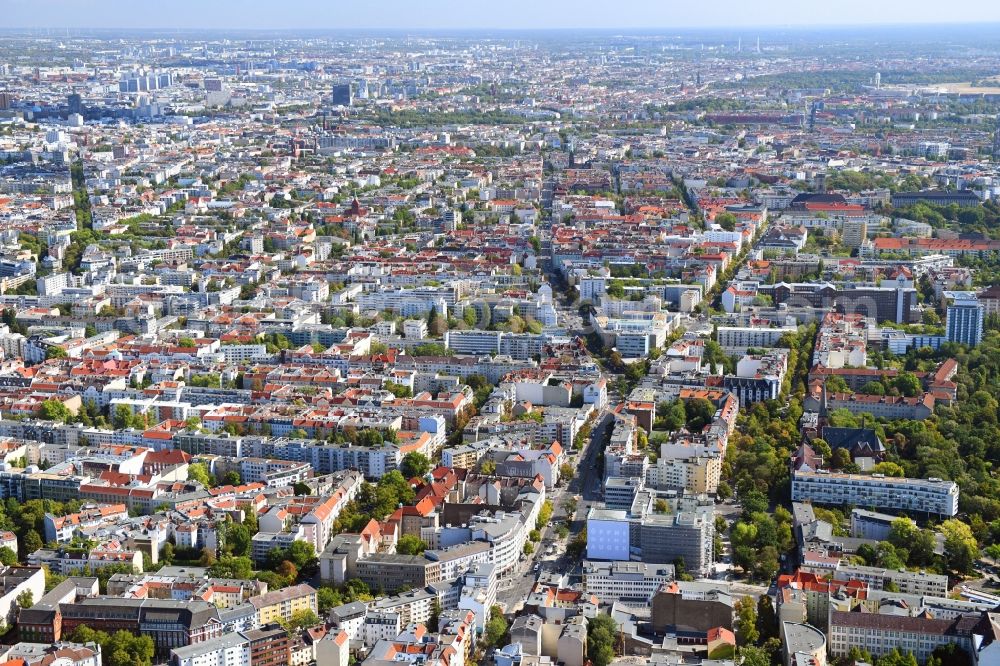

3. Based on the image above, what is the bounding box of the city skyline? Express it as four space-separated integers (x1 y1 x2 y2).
4 0 1000 31
2 13 1000 666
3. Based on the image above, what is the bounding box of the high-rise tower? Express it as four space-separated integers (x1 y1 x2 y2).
993 115 1000 161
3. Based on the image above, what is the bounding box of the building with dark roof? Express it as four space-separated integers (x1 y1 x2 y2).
820 426 885 462
891 190 981 208
828 609 980 663
790 192 849 209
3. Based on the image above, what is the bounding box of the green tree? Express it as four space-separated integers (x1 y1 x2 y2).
875 541 908 570
39 399 72 423
400 452 431 479
484 605 508 647
658 400 686 431
893 372 922 398
825 375 851 394
715 212 738 231
208 556 254 579
113 404 137 429
226 523 252 558
875 648 919 666
827 407 860 428
22 529 42 557
536 500 554 530
396 535 428 555
859 380 886 395
872 461 905 477
69 627 154 666
830 447 853 470
239 504 259 535
0 546 17 566
221 470 242 486
738 646 771 666
941 519 978 574
188 462 213 487
284 609 321 633
887 517 920 551
264 541 316 575
928 643 972 666
741 489 768 516
16 589 33 610
587 613 617 666
317 586 340 614
734 595 759 646
45 346 67 359
755 594 778 643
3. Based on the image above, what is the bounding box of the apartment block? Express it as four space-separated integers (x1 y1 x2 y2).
791 470 959 516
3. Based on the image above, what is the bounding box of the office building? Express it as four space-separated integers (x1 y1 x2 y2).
586 508 631 561
331 84 353 107
639 513 714 574
583 560 675 604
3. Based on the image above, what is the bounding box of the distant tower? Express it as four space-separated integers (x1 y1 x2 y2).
737 37 742 53
874 72 881 90
993 115 1000 161
756 36 761 53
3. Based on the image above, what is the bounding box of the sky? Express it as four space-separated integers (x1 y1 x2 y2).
2 0 999 31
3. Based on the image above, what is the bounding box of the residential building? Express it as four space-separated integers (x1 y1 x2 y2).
791 470 959 516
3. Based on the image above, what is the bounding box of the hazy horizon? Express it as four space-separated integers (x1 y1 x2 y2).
4 0 1000 31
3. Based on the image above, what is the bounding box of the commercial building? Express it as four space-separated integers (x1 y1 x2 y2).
585 508 632 562
583 561 675 604
586 508 714 575
330 83 353 107
639 513 714 574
